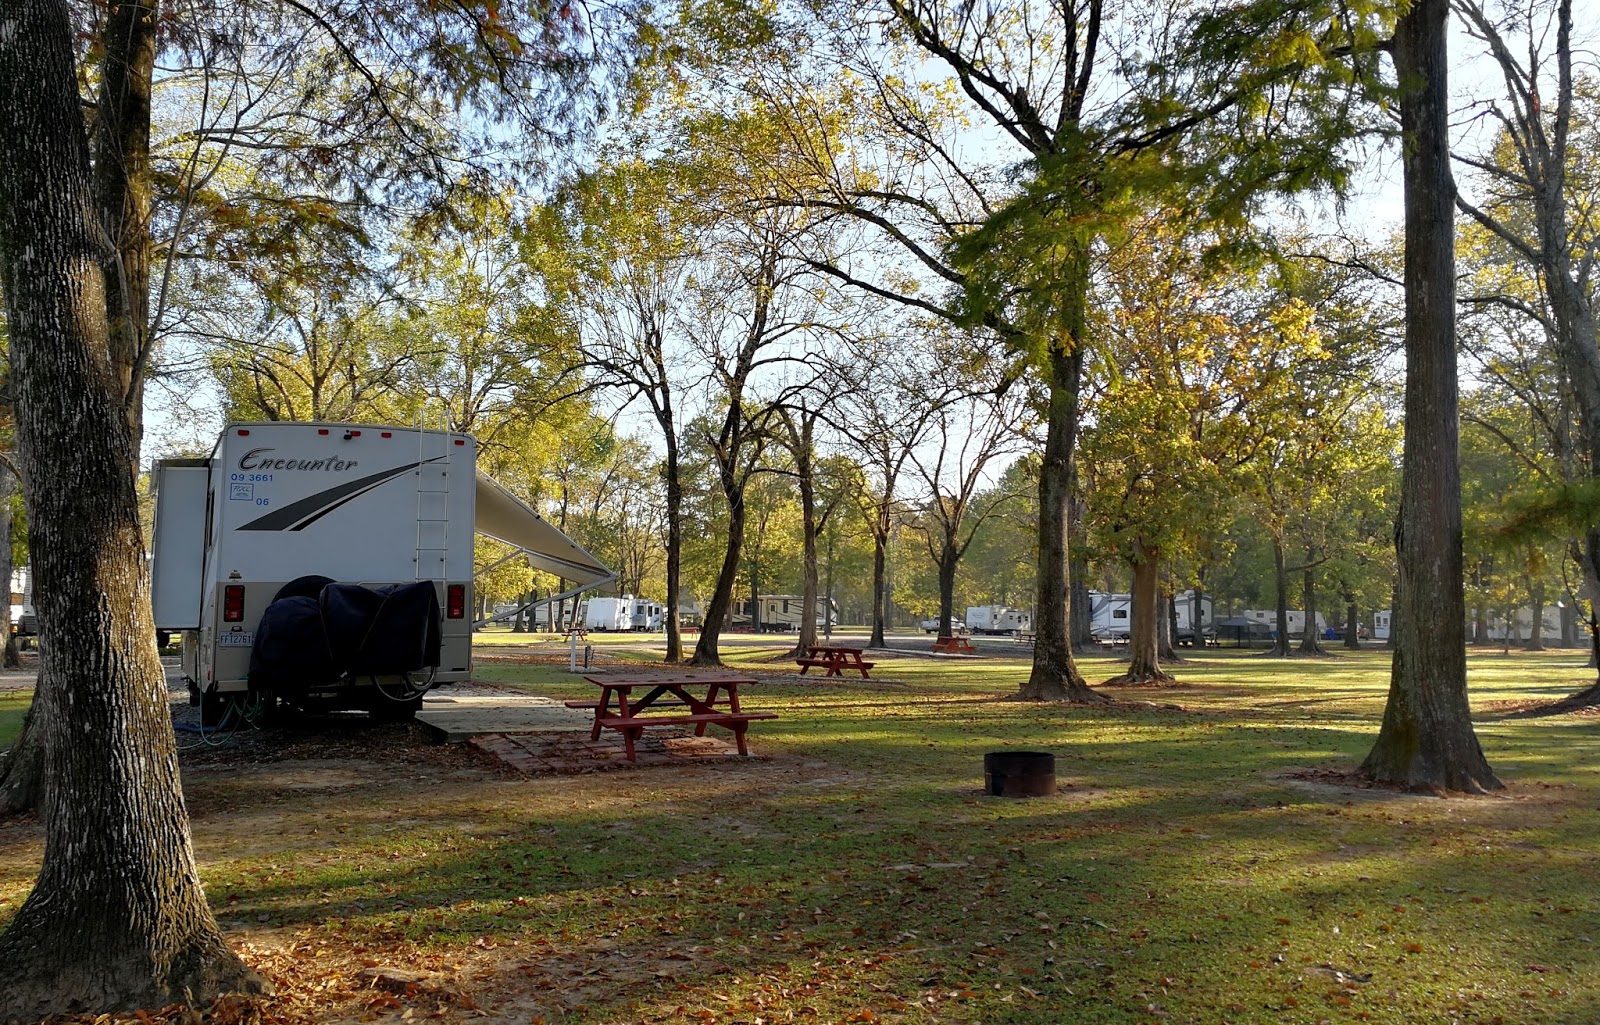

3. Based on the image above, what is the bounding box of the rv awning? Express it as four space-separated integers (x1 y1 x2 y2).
475 474 612 586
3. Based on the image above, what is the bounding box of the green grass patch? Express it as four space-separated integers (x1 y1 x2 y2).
5 645 1600 1022
0 689 28 748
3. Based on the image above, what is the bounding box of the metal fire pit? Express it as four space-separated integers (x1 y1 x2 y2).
984 750 1056 797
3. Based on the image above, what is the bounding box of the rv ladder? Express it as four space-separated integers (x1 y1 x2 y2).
415 424 452 585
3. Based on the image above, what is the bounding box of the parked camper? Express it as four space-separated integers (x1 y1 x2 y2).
1088 592 1132 641
735 594 835 632
966 606 1031 634
630 598 663 631
584 596 633 631
151 422 612 725
1241 608 1330 638
8 566 35 644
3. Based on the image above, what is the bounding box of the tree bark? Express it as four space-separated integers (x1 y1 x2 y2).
1069 493 1093 651
692 463 746 666
1344 590 1361 650
1019 267 1103 702
1104 545 1174 686
1361 0 1501 793
869 507 890 648
1298 555 1326 654
93 0 155 459
662 433 685 662
0 0 265 1009
1525 577 1545 651
1268 539 1292 657
795 472 821 655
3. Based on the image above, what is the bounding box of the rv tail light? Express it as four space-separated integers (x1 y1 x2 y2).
223 585 245 622
447 584 466 619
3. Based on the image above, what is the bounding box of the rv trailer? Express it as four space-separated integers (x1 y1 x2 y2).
1087 590 1213 644
151 422 612 724
965 606 1032 634
1240 608 1330 639
584 596 633 631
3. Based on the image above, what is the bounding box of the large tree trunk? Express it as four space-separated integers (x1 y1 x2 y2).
869 511 889 648
936 545 959 638
1268 539 1292 657
0 0 265 1009
1525 577 1546 651
1360 0 1501 793
1299 556 1326 655
93 0 155 459
1104 546 1174 686
795 479 820 655
1069 493 1093 651
663 436 685 662
1019 269 1103 702
692 477 745 666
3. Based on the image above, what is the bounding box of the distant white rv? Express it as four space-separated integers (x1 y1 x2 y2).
734 594 835 632
584 596 633 631
1242 608 1330 638
1087 590 1212 643
965 606 1031 634
629 597 663 631
583 595 665 631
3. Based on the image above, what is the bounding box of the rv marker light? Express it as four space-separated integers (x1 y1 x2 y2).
447 584 465 619
223 585 245 622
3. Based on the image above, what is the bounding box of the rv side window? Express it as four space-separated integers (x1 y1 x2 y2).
1113 610 1127 619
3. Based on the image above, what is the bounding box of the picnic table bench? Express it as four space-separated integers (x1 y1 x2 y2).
932 634 976 655
569 674 776 761
795 644 875 678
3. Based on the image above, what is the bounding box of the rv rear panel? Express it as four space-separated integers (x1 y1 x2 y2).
171 424 478 702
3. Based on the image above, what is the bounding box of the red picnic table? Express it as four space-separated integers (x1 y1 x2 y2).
795 644 875 678
932 634 976 655
566 674 777 761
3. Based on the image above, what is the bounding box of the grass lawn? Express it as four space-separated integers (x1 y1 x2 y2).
0 689 28 749
3 640 1600 1023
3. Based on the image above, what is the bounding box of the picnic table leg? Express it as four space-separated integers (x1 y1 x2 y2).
622 725 641 761
732 721 749 756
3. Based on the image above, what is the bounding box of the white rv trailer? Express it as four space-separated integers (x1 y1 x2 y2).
966 606 1031 634
1241 608 1330 638
584 596 633 631
630 597 664 631
152 422 612 722
1087 590 1213 643
734 594 836 632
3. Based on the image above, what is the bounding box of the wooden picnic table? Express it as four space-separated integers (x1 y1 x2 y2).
795 644 875 678
932 634 976 655
567 674 776 761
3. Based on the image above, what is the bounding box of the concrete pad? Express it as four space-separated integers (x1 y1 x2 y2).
471 731 763 774
417 693 593 743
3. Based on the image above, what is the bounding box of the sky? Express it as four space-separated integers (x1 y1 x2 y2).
142 0 1600 464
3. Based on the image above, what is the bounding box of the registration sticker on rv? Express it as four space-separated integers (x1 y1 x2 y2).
217 632 254 647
